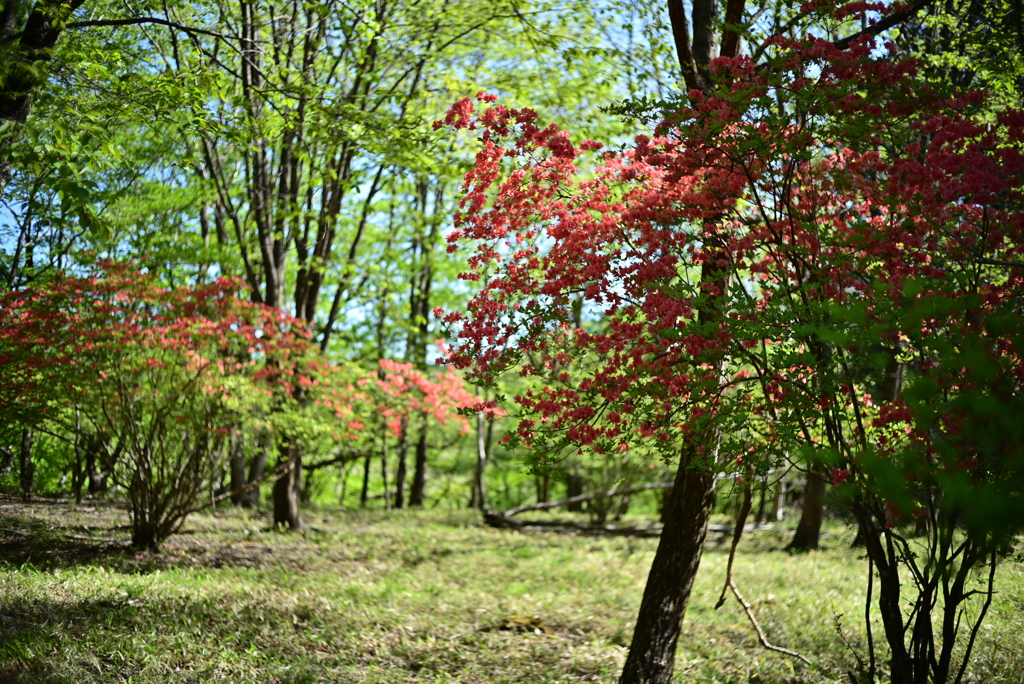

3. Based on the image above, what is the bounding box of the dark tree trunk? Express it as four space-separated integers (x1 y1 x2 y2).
535 473 550 504
239 436 268 508
786 471 826 550
0 446 13 478
228 429 246 506
394 422 409 509
71 444 84 503
0 0 87 194
86 434 108 494
272 442 302 529
360 448 371 507
408 422 428 507
380 428 391 509
131 521 159 551
618 444 718 684
566 474 584 512
18 428 33 501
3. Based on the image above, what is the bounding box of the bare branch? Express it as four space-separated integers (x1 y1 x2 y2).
729 577 812 664
66 16 232 41
833 0 937 50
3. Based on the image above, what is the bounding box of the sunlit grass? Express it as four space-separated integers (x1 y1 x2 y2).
1 499 1022 683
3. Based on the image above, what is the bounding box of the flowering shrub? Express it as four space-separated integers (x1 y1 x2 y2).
0 261 314 548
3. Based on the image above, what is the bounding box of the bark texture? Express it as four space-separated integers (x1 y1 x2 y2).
786 471 826 550
0 0 87 193
272 443 302 529
616 0 743 671
408 422 428 507
618 444 718 684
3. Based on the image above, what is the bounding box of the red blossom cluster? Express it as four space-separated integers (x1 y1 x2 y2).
371 349 499 437
0 261 313 423
434 34 1024 505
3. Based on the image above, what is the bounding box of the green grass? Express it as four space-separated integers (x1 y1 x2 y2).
1 498 1022 683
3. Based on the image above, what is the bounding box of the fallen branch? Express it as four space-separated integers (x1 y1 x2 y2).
728 576 811 665
712 471 809 664
484 513 776 538
499 481 674 519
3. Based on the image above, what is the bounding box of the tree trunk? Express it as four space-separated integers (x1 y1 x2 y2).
18 428 33 501
753 477 767 524
360 448 372 507
272 441 302 529
0 446 13 478
239 436 268 508
71 444 84 504
770 474 787 521
85 434 109 495
535 473 550 503
229 428 246 506
131 521 159 551
618 442 718 684
0 0 86 195
394 421 409 508
566 474 584 512
380 428 391 510
786 471 826 550
470 411 488 509
408 421 428 507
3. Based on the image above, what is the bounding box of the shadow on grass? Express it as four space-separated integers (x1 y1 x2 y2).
0 565 372 684
0 589 321 684
0 496 279 574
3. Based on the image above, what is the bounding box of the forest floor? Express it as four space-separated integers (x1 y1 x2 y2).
1 495 1023 684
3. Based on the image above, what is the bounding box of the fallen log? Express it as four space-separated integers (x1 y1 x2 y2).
482 514 777 539
498 481 675 519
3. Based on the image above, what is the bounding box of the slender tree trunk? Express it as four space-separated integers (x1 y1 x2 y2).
618 439 719 684
786 471 826 550
770 475 787 521
470 412 488 509
272 441 302 529
616 0 747 675
86 435 108 494
394 421 409 509
240 436 268 508
18 428 33 501
566 473 584 512
380 427 391 510
71 444 84 503
535 473 550 503
409 422 429 507
229 428 246 506
360 449 372 507
0 446 13 478
754 477 767 524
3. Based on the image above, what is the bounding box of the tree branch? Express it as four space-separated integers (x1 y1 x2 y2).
729 576 812 664
65 17 232 42
833 0 937 50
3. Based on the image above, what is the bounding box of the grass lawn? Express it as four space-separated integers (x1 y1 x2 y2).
1 496 1022 683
